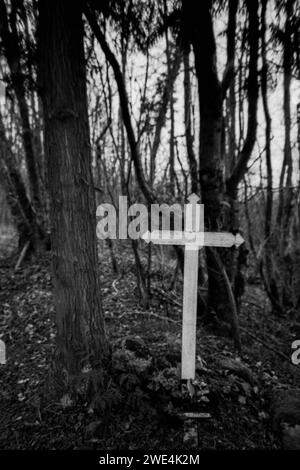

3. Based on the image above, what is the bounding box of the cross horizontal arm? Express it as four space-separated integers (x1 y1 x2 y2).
141 230 244 248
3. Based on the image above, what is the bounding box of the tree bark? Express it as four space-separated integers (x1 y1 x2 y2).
38 0 108 386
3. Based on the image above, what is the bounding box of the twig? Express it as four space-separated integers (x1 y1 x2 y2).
239 325 296 365
112 274 122 295
142 311 180 324
151 286 182 308
119 310 180 324
209 247 242 351
95 118 112 144
14 241 30 271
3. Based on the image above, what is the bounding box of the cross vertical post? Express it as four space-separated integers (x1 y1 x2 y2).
181 194 203 381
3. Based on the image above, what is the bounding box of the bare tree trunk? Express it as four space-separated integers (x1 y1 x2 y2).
226 0 239 178
39 0 108 389
184 0 223 229
0 0 43 219
182 1 224 323
183 47 198 194
169 82 175 196
227 0 259 196
243 178 255 253
0 111 41 250
225 0 258 318
272 0 295 311
277 2 293 232
297 103 300 166
163 0 175 195
164 30 176 195
260 0 278 305
150 53 181 185
182 0 243 347
261 0 273 241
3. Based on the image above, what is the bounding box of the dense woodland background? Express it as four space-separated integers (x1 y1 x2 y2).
0 0 300 450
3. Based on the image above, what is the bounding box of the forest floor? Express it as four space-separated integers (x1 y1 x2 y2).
0 226 299 450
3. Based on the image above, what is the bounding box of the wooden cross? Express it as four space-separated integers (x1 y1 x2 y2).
142 194 244 382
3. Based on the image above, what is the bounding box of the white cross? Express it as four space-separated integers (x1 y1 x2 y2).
142 194 244 382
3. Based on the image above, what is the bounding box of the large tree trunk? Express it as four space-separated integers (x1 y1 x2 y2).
182 0 226 323
225 0 259 319
38 0 108 389
183 0 223 228
182 1 245 349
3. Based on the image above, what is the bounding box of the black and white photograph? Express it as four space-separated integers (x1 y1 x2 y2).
0 0 300 457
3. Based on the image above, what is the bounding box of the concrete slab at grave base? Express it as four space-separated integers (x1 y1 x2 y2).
271 388 300 449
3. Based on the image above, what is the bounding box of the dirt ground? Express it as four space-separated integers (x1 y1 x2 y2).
0 228 299 449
